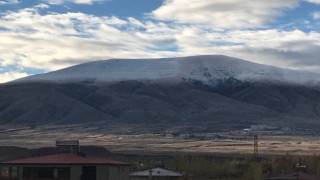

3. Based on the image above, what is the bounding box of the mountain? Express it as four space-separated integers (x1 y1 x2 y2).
2 55 320 133
14 55 320 86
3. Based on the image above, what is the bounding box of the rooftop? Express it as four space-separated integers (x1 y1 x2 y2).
0 153 128 166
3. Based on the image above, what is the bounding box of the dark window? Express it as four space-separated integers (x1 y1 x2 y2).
23 167 39 178
39 168 54 178
23 167 70 179
11 167 17 178
22 167 31 178
57 167 71 178
81 166 96 180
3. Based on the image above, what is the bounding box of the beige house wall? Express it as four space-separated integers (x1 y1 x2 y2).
107 166 129 180
18 167 23 180
70 165 82 180
96 165 108 180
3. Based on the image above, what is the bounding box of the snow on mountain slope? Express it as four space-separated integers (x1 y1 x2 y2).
13 55 320 86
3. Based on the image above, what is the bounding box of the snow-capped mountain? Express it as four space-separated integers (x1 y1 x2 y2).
3 55 320 132
14 55 320 86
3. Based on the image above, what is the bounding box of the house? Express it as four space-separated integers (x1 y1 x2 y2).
268 172 320 180
0 140 130 180
129 167 183 180
0 153 130 180
250 125 268 131
0 154 129 180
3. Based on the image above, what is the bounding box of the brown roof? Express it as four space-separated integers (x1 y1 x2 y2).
268 172 320 180
0 154 128 166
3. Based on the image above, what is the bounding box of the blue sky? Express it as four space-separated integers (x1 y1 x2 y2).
0 0 319 82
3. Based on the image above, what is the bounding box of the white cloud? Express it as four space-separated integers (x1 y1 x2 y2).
46 0 62 5
313 12 320 19
0 0 19 5
304 0 320 4
46 0 104 5
152 0 299 29
73 0 97 4
0 71 28 83
34 4 50 9
220 30 320 70
1 3 320 84
163 26 320 71
0 7 178 71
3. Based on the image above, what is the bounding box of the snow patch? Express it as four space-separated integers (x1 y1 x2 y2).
13 55 320 87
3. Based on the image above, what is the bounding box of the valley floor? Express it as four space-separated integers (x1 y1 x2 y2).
1 125 320 156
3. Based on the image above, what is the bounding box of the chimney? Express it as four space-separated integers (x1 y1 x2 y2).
55 140 80 154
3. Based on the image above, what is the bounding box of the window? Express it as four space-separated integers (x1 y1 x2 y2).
0 167 9 178
23 167 70 179
23 167 31 178
11 167 17 178
0 166 17 178
57 168 71 178
39 168 54 178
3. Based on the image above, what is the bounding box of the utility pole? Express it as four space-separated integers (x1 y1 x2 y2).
149 169 152 180
253 135 258 158
295 163 306 180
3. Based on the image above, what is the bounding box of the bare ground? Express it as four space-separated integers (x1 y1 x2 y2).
1 125 320 156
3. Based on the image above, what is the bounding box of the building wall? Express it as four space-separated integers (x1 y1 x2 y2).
70 165 82 180
18 167 23 180
96 165 130 180
96 165 108 180
107 166 129 180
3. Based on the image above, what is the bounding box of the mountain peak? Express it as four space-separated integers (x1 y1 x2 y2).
12 55 320 86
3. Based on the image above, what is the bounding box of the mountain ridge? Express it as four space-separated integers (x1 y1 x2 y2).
12 55 320 87
2 55 320 133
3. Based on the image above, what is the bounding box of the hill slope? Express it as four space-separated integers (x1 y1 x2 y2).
2 55 320 133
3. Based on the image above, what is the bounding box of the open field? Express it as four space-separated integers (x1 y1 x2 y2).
3 125 320 179
1 125 320 156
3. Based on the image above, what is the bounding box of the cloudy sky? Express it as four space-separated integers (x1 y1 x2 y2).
0 0 319 83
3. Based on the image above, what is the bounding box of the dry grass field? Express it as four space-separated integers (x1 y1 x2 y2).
1 124 320 156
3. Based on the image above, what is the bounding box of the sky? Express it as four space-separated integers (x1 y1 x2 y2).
0 0 319 83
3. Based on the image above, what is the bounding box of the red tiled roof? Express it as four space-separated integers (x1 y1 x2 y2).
268 172 320 180
0 154 128 165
